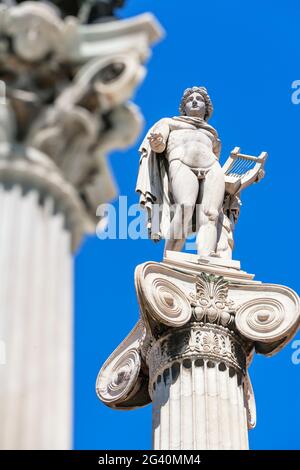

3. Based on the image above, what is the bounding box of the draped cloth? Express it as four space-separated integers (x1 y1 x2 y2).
135 116 221 241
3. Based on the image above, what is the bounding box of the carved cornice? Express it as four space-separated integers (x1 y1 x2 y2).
147 323 248 393
0 4 163 63
0 2 72 62
136 259 300 354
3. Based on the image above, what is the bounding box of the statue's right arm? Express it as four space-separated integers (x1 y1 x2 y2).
148 118 170 153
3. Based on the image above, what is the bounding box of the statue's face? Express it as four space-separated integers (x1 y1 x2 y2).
184 92 206 118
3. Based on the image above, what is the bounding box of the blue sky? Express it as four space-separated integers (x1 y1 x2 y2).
74 0 300 449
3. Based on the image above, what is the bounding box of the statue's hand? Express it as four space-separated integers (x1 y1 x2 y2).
148 132 165 153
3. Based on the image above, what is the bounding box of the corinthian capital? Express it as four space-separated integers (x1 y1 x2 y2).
0 2 164 247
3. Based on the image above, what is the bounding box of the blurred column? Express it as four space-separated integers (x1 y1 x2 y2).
0 1 163 449
0 145 86 450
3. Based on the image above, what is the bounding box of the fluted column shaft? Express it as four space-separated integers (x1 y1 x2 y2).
152 358 248 450
0 184 75 449
149 324 249 450
0 148 87 450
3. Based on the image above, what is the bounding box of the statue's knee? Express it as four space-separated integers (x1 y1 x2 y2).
203 208 219 223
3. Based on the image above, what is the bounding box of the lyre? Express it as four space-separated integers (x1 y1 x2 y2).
223 147 268 195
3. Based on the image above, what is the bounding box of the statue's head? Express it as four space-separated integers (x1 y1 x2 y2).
179 86 213 121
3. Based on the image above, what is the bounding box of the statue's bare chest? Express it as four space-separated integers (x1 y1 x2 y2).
167 128 213 153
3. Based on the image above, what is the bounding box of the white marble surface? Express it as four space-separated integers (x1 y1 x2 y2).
0 186 73 449
152 360 248 450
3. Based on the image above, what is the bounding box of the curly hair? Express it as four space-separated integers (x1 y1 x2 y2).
179 86 213 121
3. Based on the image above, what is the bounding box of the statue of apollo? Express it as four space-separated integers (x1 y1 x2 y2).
136 86 267 258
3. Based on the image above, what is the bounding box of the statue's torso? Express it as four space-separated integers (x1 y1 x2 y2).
166 128 216 169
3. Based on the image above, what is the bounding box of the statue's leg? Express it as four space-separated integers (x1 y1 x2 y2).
216 213 234 259
196 162 225 257
164 160 199 253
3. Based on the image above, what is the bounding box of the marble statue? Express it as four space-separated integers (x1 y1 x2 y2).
136 86 267 258
97 84 300 450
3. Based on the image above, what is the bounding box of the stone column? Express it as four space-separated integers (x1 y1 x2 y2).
150 325 249 450
97 251 300 450
0 146 86 450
